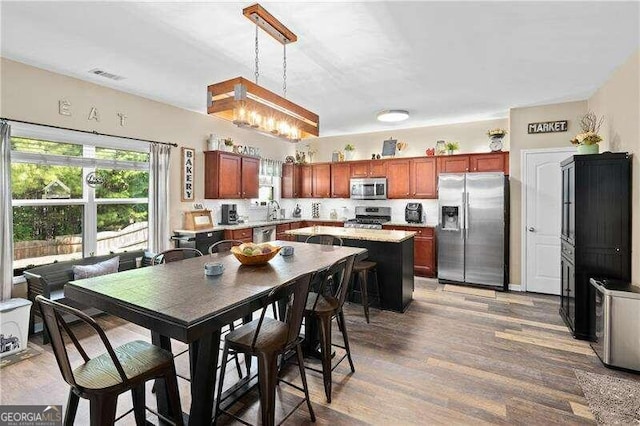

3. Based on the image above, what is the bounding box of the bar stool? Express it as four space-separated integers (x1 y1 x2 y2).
350 260 382 323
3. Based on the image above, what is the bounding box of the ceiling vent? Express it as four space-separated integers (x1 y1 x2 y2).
88 68 125 81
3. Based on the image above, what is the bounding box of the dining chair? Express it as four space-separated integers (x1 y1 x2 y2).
36 295 183 426
151 247 203 265
305 234 344 247
208 239 243 254
303 254 356 403
214 272 315 426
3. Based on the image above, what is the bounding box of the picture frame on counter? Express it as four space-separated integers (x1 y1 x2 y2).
181 147 195 201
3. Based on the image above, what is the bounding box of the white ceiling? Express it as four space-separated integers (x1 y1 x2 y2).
1 1 638 136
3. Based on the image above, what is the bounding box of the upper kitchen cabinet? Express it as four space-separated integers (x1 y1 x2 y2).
300 165 313 198
469 152 509 174
386 159 411 198
204 151 259 199
241 156 260 198
313 164 331 198
350 160 387 178
331 162 351 198
281 163 301 198
411 157 437 198
437 152 509 175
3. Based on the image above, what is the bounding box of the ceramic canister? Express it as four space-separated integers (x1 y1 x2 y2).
204 262 224 276
280 246 295 256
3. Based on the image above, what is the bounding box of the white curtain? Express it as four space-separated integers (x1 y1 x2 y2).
148 143 171 254
1 122 13 301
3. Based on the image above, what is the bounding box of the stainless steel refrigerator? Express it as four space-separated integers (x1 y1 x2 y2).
437 172 508 289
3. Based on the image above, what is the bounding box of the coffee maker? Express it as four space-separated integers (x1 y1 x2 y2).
221 204 238 225
405 203 423 223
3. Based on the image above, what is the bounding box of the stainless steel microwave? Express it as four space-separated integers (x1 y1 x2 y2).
350 178 387 200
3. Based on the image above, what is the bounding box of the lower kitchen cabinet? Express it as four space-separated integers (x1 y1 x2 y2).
383 225 435 277
276 223 292 241
224 227 253 243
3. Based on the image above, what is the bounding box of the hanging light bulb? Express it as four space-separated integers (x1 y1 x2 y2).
266 117 277 134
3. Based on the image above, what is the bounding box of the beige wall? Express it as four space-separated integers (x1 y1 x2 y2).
0 58 295 232
588 50 640 285
310 118 510 163
508 101 587 285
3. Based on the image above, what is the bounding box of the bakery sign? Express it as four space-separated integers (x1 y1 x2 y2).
181 147 195 201
528 120 568 134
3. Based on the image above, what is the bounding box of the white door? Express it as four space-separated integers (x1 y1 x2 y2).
523 149 574 294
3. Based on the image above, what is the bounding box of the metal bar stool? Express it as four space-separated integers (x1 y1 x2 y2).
350 260 382 323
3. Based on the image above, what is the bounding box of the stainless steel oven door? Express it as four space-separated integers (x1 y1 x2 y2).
350 178 387 199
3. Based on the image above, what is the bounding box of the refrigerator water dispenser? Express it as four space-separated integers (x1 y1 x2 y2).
441 206 460 231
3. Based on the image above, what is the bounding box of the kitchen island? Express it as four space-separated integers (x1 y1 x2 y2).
286 226 415 312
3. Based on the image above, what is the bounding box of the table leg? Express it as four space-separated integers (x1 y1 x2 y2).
189 330 221 426
151 332 175 424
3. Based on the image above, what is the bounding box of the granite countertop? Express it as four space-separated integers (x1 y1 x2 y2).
174 218 345 234
285 226 416 243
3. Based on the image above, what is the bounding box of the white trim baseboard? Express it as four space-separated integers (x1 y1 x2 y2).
508 283 522 292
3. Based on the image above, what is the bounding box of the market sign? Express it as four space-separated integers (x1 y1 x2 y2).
528 120 568 134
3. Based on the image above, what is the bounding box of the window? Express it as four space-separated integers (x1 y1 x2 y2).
11 125 150 272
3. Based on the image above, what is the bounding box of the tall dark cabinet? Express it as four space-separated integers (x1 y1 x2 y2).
560 153 631 340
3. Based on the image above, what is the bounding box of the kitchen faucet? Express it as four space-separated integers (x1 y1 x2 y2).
268 200 280 221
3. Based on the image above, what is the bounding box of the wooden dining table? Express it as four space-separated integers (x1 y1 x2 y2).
64 240 367 425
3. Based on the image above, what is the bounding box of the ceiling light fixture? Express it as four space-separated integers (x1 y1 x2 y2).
207 3 319 143
377 110 410 123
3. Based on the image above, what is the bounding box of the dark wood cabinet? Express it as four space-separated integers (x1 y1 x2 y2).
383 225 435 277
438 152 509 175
350 160 387 178
386 160 411 198
369 161 387 177
559 153 631 340
350 161 370 178
312 164 331 198
330 163 350 198
224 227 253 243
204 151 241 199
437 155 470 173
411 158 437 198
241 156 259 198
281 164 301 198
300 165 313 198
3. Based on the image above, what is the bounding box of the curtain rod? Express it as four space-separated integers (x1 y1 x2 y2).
0 117 178 147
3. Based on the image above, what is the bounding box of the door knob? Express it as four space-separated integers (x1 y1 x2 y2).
528 227 535 232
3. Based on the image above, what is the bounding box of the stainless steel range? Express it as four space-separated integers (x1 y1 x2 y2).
344 206 391 229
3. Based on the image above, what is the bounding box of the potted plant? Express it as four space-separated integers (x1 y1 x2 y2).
223 138 234 152
445 141 459 155
571 112 604 154
344 144 355 160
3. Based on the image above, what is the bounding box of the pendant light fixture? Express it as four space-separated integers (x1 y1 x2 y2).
207 4 319 142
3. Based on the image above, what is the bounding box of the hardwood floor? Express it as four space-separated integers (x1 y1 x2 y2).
2 278 637 425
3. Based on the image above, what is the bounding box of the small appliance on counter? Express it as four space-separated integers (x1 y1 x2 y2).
591 278 640 371
220 204 238 225
405 203 423 223
292 204 302 218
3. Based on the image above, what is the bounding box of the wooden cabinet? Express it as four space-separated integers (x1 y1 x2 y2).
469 153 508 173
331 163 351 198
276 223 291 241
281 164 301 198
411 158 437 198
386 160 411 198
383 225 435 277
350 160 387 178
437 152 509 175
559 153 631 340
224 227 253 243
204 151 259 199
300 165 313 198
312 164 331 198
241 156 259 198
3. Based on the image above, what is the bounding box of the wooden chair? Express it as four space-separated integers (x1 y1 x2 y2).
208 239 243 254
303 255 356 403
151 247 203 265
35 295 183 426
350 260 382 323
305 234 344 247
214 273 315 426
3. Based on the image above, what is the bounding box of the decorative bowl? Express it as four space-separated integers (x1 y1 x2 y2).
230 246 282 265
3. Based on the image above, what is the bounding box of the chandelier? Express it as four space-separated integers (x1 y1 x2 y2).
207 4 319 142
